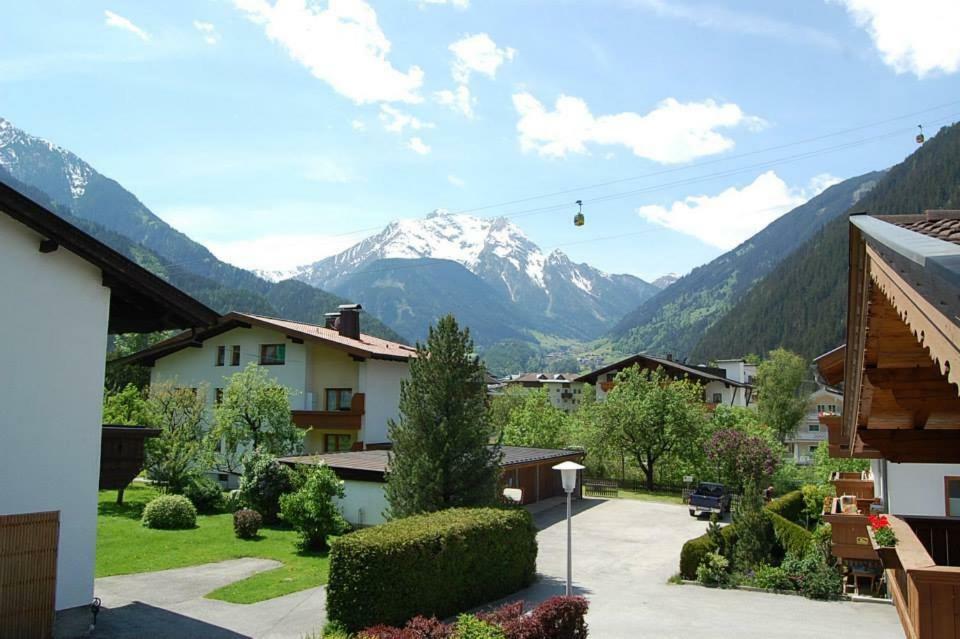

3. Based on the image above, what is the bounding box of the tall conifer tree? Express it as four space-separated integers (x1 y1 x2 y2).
386 315 501 517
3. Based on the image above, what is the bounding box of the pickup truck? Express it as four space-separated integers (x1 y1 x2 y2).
688 482 731 517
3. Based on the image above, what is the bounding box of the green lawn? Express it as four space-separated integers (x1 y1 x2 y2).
616 487 684 505
97 484 329 603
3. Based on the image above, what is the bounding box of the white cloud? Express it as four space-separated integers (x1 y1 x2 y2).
407 137 431 154
449 33 515 83
447 174 465 187
512 92 765 164
434 85 474 118
193 20 220 45
418 0 469 8
233 0 424 104
302 157 354 183
832 0 960 77
379 104 434 134
351 119 365 131
636 171 841 249
208 233 359 272
104 10 150 41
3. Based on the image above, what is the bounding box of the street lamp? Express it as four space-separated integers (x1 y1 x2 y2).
553 460 585 596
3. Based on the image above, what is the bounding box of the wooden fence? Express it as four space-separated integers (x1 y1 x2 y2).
0 511 60 639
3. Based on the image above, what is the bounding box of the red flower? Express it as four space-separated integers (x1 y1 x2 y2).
869 514 890 530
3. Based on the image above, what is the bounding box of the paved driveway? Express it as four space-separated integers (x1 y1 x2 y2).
93 498 902 638
507 497 903 639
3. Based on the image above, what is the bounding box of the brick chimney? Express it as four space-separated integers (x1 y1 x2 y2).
337 304 362 340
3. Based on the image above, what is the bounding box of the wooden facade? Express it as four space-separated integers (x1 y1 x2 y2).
0 511 60 639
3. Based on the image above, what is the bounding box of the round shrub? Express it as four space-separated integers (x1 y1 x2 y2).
238 452 296 523
279 463 349 549
183 474 225 514
142 494 197 530
234 508 263 539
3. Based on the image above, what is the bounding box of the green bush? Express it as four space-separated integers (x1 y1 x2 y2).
769 512 812 558
233 508 263 539
326 507 537 632
766 490 805 523
781 550 844 600
696 551 730 587
183 474 225 514
750 564 795 591
680 525 737 579
141 494 197 529
279 463 350 549
239 452 296 523
453 615 507 639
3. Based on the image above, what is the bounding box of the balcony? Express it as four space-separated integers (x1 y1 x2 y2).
831 470 875 500
823 496 879 562
599 381 616 393
292 393 364 430
875 515 960 639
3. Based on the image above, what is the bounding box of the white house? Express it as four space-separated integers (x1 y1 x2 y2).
576 353 755 408
0 182 216 637
124 307 415 459
501 372 585 412
786 385 842 465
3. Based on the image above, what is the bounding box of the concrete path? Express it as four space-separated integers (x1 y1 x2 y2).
94 559 326 638
502 497 903 639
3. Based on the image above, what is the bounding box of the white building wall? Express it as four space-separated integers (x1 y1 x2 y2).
305 342 359 410
0 215 110 611
359 359 410 445
337 480 388 526
882 462 960 517
150 325 308 409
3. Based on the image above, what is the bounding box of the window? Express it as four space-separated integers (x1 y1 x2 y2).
946 477 960 517
215 388 223 405
259 343 285 365
326 388 353 411
231 345 241 366
712 393 723 404
808 423 820 432
215 345 225 366
324 434 352 453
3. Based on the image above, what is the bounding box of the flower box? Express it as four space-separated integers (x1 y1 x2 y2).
867 526 901 570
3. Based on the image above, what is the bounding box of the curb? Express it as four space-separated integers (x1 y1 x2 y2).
675 580 891 605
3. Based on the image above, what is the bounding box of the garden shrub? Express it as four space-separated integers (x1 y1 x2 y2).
141 494 197 529
238 451 296 523
781 550 843 600
452 616 507 639
233 508 263 539
801 483 833 525
225 489 244 513
766 490 805 523
750 564 794 591
696 551 730 587
183 474 225 514
679 525 737 579
768 512 812 558
531 596 589 639
327 508 537 632
279 463 349 549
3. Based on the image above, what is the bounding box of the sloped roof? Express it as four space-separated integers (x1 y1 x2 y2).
0 180 217 333
506 373 579 383
576 353 750 387
884 210 960 245
118 311 416 365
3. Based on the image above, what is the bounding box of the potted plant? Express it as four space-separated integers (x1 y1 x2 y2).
867 514 900 568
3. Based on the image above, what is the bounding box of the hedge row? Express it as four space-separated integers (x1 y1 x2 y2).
769 512 812 558
679 490 805 579
327 507 538 631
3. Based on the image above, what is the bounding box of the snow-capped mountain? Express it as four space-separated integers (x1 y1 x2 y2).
651 273 680 289
291 210 658 339
0 118 94 203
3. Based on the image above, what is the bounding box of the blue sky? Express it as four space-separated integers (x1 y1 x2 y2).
3 0 960 281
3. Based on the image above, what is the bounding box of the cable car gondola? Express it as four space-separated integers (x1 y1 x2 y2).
573 200 584 227
916 124 925 145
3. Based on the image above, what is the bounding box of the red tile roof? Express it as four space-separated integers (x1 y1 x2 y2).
883 210 960 245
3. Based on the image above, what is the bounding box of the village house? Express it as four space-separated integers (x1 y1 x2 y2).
784 382 842 465
501 372 585 412
122 306 416 465
0 182 217 637
576 353 755 408
820 210 960 636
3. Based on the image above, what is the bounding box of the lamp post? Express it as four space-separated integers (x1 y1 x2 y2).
553 460 585 596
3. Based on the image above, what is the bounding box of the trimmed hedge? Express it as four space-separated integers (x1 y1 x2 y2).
769 512 812 558
679 490 806 579
327 508 538 632
141 494 197 530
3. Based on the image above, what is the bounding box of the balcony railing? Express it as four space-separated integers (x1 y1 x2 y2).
823 496 879 562
831 470 875 500
292 393 365 430
875 515 960 639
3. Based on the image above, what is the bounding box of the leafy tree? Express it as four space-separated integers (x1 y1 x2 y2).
811 441 868 482
143 381 211 494
102 383 149 425
280 463 349 549
705 428 779 492
386 315 502 517
589 365 706 489
211 363 302 473
756 349 809 442
499 388 569 449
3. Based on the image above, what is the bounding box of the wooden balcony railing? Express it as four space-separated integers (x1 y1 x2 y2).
823 496 878 562
831 470 875 500
292 393 364 430
876 515 960 639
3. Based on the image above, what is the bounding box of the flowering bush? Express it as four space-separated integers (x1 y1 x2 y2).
705 428 779 490
233 508 263 539
869 514 898 547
